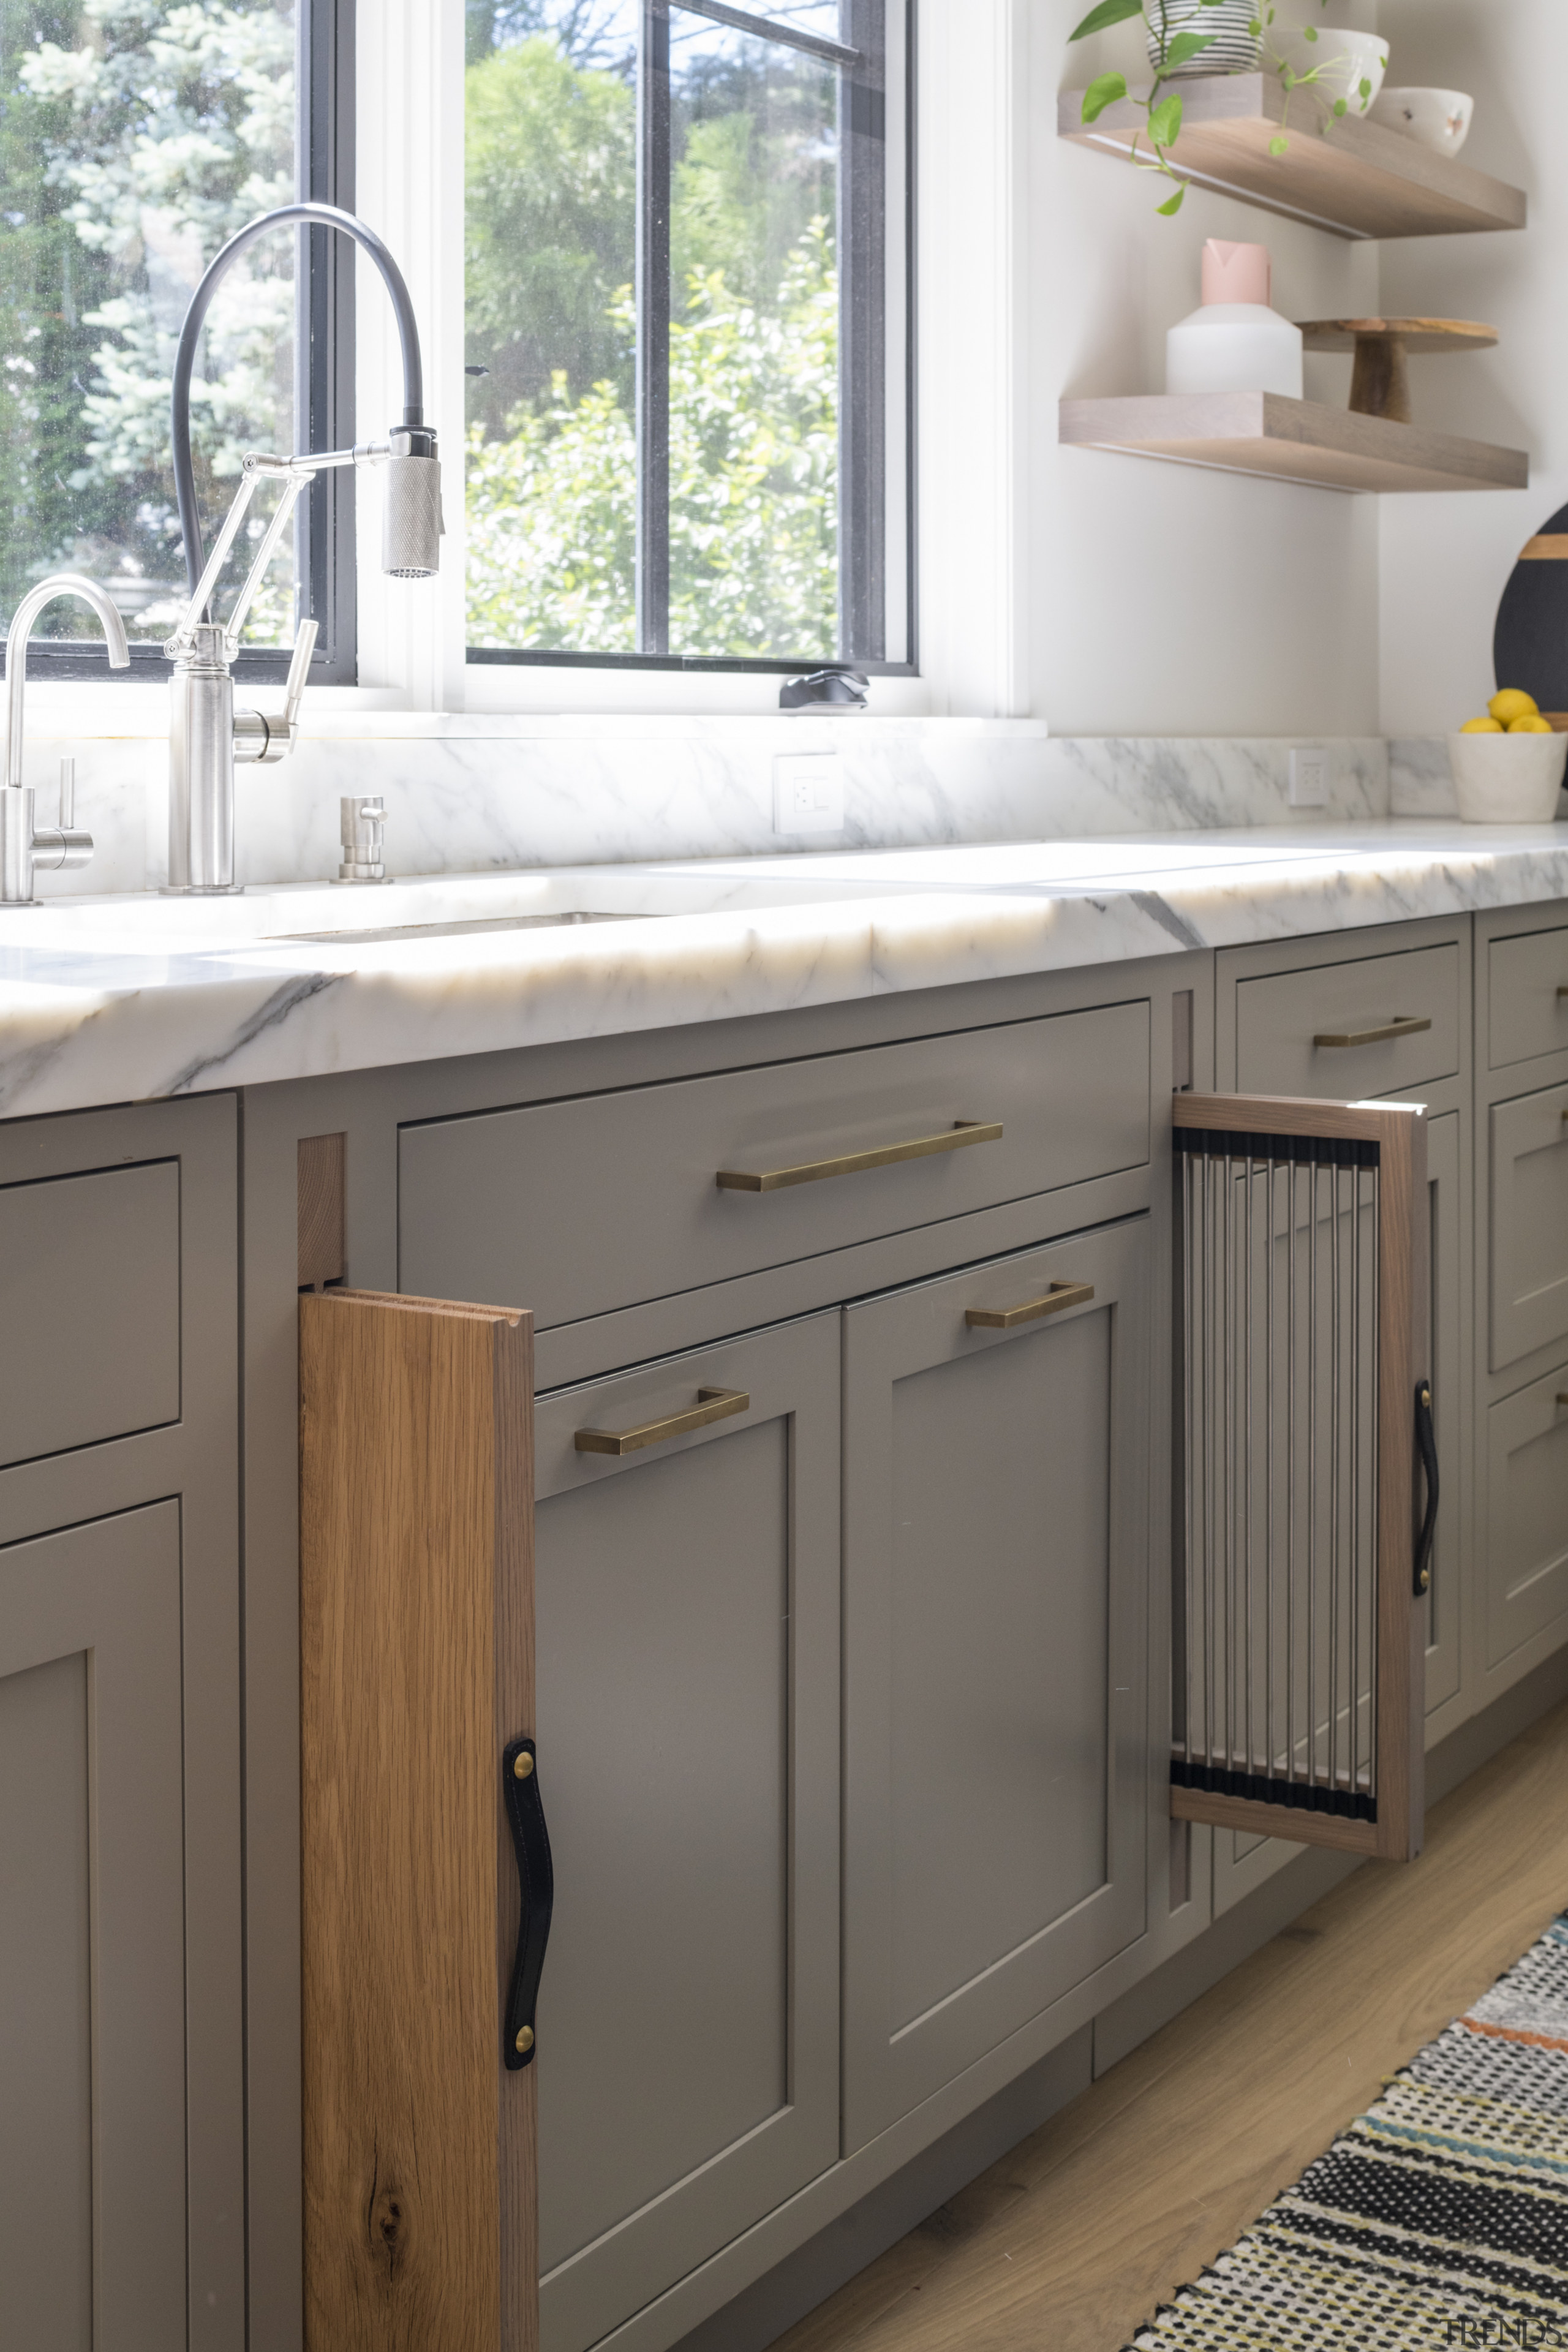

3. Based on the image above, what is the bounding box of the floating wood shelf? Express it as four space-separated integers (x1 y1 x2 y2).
1059 393 1529 496
1058 75 1526 241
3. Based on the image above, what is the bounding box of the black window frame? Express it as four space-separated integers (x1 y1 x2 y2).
468 0 916 679
10 0 358 687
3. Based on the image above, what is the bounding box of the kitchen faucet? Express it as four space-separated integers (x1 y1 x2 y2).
164 203 442 894
2 573 130 905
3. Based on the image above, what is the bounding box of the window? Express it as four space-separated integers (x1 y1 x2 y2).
464 0 910 674
0 0 352 682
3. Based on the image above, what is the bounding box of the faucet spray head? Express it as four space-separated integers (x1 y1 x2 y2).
383 426 443 579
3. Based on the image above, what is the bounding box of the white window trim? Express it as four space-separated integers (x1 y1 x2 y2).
39 0 1032 728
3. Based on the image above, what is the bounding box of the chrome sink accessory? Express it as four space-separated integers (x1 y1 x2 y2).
2 573 130 904
164 203 442 895
779 668 868 712
336 796 389 885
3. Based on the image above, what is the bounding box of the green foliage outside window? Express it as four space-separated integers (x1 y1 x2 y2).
0 0 295 641
464 23 842 661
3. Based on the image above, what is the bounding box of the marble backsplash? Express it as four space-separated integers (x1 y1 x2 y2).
13 715 1397 896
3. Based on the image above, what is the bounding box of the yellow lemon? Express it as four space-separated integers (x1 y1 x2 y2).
1509 714 1555 733
1460 716 1505 733
1490 688 1540 725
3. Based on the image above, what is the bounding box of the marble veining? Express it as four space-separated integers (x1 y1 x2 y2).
13 722 1391 892
0 822 1564 1121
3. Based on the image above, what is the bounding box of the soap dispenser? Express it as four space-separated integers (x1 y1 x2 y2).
1166 240 1305 400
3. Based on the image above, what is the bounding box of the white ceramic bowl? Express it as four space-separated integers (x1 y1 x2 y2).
1275 24 1390 118
1447 731 1568 824
1370 86 1474 157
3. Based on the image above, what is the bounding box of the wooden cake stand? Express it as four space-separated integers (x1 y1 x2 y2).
1295 317 1498 426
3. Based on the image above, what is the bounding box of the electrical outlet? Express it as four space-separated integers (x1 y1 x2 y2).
1289 747 1329 810
773 753 845 837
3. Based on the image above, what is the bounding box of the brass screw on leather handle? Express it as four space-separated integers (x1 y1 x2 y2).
513 1752 534 1781
515 2027 534 2056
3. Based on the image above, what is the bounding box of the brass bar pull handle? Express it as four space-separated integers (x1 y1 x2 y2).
717 1120 1003 1194
1313 1016 1433 1050
966 1280 1095 1332
575 1386 750 1457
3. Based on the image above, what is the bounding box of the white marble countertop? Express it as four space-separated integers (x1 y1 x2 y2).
2 821 1566 1120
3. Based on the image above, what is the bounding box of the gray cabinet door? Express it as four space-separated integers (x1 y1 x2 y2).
0 1503 186 2352
532 1317 840 2352
841 1221 1150 2153
1486 1365 1568 1668
1490 1078 1568 1371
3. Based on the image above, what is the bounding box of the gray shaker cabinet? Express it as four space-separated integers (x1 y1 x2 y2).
840 1219 1151 2153
0 1096 243 2352
0 1504 187 2352
531 1315 842 2352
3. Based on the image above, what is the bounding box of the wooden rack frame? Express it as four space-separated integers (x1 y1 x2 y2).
1170 1095 1430 1864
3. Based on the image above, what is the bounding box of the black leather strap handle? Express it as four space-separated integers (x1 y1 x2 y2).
1414 1381 1440 1598
502 1736 554 2071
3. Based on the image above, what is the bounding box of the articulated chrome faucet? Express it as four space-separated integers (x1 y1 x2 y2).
2 573 130 905
164 203 442 894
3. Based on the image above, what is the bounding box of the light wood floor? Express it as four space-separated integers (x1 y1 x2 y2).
778 1698 1568 2352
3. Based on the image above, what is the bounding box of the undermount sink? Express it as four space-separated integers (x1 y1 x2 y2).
277 909 650 944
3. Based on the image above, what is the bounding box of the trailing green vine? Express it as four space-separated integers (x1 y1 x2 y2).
1071 1 1362 215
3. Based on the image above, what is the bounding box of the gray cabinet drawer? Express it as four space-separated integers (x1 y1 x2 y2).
401 1003 1151 1330
1486 1365 1568 1667
0 1161 180 1469
1235 944 1460 1100
1490 925 1568 1071
1490 1079 1568 1370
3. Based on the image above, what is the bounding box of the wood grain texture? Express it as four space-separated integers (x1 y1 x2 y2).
1057 74 1526 239
1170 1785 1378 1853
1297 318 1498 354
1059 394 1528 497
774 1698 1568 2352
1374 1109 1427 1864
298 1134 346 1289
300 1288 536 2352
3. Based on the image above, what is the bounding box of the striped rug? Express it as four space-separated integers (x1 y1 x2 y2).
1126 1910 1568 2350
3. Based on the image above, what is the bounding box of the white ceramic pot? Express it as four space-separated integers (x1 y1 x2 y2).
1167 303 1305 398
1447 732 1568 824
1275 24 1390 118
1369 86 1474 158
1146 0 1261 77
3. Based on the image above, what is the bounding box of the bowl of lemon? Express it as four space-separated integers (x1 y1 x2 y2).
1449 692 1568 823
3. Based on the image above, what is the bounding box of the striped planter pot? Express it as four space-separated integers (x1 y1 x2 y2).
1145 0 1262 77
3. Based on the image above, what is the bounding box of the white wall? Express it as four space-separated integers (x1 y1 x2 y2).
1027 0 1387 736
1378 0 1555 734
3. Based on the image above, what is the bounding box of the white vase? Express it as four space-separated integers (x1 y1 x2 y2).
1166 241 1305 399
1146 0 1262 77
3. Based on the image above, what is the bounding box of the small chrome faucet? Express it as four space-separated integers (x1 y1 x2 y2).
3 571 130 905
337 796 388 884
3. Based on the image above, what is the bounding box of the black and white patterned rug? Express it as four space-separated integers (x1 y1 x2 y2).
1126 1909 1568 2350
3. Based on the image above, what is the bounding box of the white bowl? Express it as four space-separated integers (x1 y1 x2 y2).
1447 731 1568 824
1275 24 1390 118
1370 86 1474 157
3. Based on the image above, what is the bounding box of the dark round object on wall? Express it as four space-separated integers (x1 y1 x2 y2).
1494 501 1568 718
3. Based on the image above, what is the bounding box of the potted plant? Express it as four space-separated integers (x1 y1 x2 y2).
1071 2 1376 214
